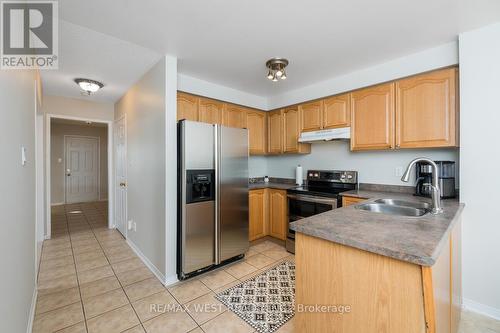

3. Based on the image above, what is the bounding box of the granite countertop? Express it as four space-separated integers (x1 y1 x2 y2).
290 189 464 266
249 182 297 190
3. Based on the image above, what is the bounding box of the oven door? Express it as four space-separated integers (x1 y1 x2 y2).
287 194 337 239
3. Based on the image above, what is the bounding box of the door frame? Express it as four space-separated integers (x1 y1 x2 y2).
113 114 127 238
45 113 114 239
63 135 100 204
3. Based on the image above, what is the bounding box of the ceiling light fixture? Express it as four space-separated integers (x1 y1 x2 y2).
266 58 289 82
74 78 104 95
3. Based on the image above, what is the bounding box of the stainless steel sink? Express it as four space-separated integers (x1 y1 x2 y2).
355 203 428 217
374 198 430 210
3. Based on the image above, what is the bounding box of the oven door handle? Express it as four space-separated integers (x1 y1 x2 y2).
287 194 337 206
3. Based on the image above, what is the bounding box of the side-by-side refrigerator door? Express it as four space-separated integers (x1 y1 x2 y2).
180 121 216 277
218 126 249 263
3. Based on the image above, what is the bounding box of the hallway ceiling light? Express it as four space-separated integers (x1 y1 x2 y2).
74 78 104 95
266 58 288 82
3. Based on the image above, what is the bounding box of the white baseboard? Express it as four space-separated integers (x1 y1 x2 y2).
126 239 166 285
164 274 179 287
50 202 64 206
463 297 500 321
26 287 37 333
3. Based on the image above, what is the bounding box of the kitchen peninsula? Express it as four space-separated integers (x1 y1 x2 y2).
291 190 464 333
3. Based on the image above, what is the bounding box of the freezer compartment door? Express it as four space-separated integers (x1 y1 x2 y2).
218 126 249 262
182 201 215 275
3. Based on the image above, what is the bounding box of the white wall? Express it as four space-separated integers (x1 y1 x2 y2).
264 142 458 186
268 41 458 109
115 57 167 279
42 95 114 121
459 22 500 319
0 70 37 332
178 73 268 110
50 123 108 204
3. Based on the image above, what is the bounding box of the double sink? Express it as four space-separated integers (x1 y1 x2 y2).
355 198 431 217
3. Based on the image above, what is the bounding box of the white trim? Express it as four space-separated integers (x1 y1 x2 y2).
45 113 114 239
463 298 500 321
113 113 127 236
63 135 100 204
26 287 37 333
164 274 179 287
126 239 167 285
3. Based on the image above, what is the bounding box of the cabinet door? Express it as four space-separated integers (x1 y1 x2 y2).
342 196 367 207
267 110 283 154
223 104 246 128
249 189 267 241
268 189 287 240
246 111 267 155
351 83 395 151
300 101 323 132
199 97 223 124
323 94 350 129
283 107 311 154
396 68 457 148
177 92 199 121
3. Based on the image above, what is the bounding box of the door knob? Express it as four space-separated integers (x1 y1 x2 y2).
66 168 71 176
120 182 126 187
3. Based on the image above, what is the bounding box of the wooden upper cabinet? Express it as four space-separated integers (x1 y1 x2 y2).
177 92 199 121
223 104 246 128
351 83 395 151
268 189 287 240
283 107 310 154
396 68 457 148
198 97 223 124
246 110 267 155
300 101 323 132
323 93 350 129
268 110 283 154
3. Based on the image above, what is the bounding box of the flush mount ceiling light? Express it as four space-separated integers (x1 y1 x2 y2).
266 58 289 82
74 78 104 95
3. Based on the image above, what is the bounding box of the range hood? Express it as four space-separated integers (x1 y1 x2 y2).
298 127 350 143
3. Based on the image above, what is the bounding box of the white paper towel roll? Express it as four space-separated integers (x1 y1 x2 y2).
296 165 303 185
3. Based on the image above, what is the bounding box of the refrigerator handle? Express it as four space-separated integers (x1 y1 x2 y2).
214 124 220 265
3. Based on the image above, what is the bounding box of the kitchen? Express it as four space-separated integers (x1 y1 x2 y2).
176 66 463 332
8 2 500 333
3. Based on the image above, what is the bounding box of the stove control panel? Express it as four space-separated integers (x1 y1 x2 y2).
307 170 358 184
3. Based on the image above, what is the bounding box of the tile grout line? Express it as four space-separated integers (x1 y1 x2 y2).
85 201 147 333
67 205 91 333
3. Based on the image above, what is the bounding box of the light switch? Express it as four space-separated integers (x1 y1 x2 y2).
21 146 27 166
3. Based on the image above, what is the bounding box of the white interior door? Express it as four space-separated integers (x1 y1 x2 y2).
65 136 99 203
114 116 127 237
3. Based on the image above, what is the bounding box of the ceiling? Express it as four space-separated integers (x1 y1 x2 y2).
42 0 500 103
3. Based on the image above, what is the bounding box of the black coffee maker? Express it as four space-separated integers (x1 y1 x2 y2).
415 161 456 199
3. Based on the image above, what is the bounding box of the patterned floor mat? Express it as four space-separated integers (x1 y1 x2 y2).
215 260 295 333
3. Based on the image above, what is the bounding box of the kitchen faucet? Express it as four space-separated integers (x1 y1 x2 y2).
401 157 443 214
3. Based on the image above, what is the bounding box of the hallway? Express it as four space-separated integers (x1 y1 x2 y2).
33 203 296 333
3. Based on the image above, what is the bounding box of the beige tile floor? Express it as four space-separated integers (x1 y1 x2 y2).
34 202 499 333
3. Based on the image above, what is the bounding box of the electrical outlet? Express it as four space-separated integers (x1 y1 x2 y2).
133 222 137 232
395 166 404 177
128 220 133 230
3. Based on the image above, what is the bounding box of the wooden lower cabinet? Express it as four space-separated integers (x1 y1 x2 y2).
295 220 462 333
268 189 287 240
249 189 287 241
249 189 268 241
341 195 367 207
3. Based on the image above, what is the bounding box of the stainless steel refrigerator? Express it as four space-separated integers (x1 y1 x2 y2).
178 120 249 279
